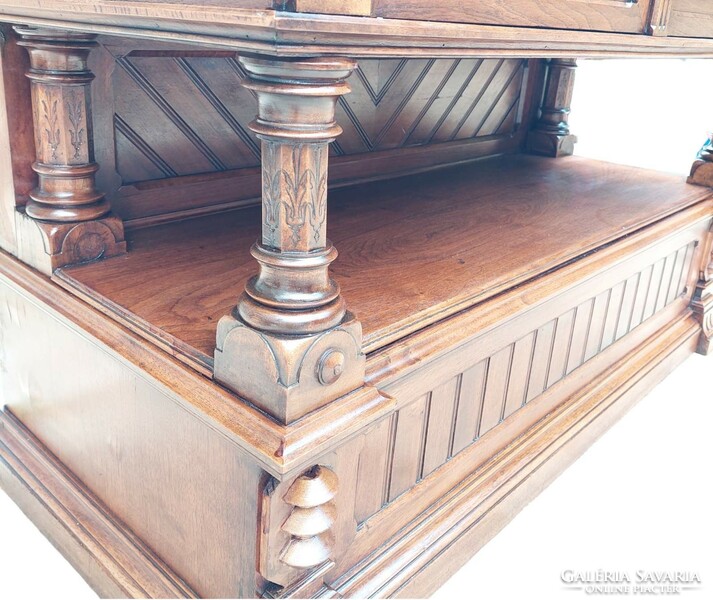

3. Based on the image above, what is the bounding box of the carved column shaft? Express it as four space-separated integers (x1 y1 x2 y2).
13 27 124 273
527 58 578 158
237 57 354 336
16 27 108 222
215 56 365 424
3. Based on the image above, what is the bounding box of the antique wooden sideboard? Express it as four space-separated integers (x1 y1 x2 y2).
0 1 712 598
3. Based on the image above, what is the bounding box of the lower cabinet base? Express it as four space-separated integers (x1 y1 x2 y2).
1 311 701 599
0 409 196 599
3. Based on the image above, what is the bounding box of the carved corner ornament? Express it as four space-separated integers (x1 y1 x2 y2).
691 225 713 355
215 310 364 423
15 211 125 274
280 465 338 569
260 465 339 591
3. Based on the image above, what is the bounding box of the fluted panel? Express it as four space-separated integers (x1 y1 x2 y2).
353 240 696 524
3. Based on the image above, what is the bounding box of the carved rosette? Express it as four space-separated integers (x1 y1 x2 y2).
527 59 578 158
280 465 338 569
214 55 365 423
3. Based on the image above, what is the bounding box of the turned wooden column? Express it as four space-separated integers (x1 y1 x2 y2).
527 58 578 158
215 56 365 423
13 26 124 273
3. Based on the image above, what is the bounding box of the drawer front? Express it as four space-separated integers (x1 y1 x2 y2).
294 0 653 34
666 0 713 38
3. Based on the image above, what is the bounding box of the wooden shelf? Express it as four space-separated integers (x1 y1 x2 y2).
55 155 712 375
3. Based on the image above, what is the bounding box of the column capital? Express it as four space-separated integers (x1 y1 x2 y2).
239 56 355 142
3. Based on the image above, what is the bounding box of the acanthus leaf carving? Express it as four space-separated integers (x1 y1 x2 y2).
262 142 282 249
261 143 328 252
66 95 85 160
309 146 328 245
41 94 60 162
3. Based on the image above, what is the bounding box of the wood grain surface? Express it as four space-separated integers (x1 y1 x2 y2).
371 0 652 33
3 2 713 57
112 55 525 185
0 266 264 598
351 238 697 523
57 155 713 374
667 0 713 38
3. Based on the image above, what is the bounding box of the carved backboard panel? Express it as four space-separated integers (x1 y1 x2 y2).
112 55 527 185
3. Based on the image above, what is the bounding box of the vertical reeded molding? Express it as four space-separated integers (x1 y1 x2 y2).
12 26 124 274
692 224 713 355
215 55 365 424
526 58 578 158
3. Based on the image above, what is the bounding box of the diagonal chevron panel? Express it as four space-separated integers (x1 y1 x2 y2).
113 55 527 184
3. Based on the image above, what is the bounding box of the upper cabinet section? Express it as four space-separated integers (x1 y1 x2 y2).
291 0 653 34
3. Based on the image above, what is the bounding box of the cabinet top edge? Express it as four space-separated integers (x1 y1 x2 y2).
4 4 713 58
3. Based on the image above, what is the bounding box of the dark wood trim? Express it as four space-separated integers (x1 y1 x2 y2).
647 0 673 36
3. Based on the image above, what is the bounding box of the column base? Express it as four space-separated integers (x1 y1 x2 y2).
15 210 126 275
526 130 577 158
214 310 365 423
687 159 713 187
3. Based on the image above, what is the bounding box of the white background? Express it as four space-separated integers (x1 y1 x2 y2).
1 59 712 599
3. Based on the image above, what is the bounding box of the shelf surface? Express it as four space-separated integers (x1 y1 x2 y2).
56 155 712 374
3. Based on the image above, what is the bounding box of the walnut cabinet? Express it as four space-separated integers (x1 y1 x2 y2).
0 1 712 598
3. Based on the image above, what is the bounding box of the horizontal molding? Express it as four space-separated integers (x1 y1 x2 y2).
0 409 196 599
328 312 700 598
116 134 520 227
4 5 713 57
354 236 698 523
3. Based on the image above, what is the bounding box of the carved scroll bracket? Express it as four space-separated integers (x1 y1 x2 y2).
215 55 365 424
691 223 713 355
13 26 124 274
527 58 578 158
